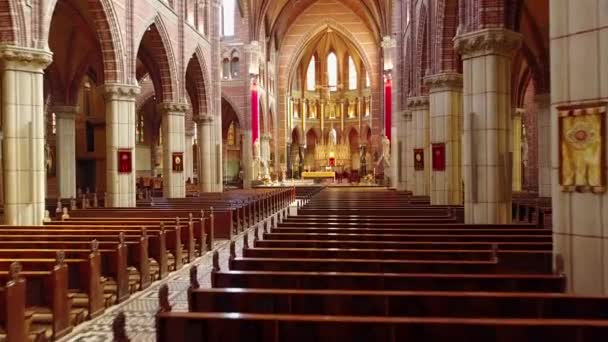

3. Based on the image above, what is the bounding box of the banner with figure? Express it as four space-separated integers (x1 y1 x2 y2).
558 103 606 193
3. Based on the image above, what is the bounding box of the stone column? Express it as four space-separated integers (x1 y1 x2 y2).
512 108 524 192
536 94 551 197
158 103 187 198
196 115 214 192
0 46 52 225
103 84 140 207
395 111 408 191
212 117 223 192
425 73 464 205
53 105 79 200
242 130 253 188
404 111 414 192
185 132 195 183
454 28 522 224
407 96 430 196
551 0 608 295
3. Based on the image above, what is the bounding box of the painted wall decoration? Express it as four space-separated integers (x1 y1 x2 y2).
172 152 184 172
558 103 606 193
118 149 132 173
414 148 424 171
432 143 446 171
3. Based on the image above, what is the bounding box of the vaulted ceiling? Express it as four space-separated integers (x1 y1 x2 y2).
245 0 391 47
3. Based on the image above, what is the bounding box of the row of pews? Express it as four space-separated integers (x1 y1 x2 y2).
0 188 293 341
149 188 608 341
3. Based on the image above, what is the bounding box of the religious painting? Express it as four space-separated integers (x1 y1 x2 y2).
558 103 606 193
172 152 184 172
118 149 132 173
414 148 424 171
432 143 446 171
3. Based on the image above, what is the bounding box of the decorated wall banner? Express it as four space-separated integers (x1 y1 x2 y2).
432 143 446 171
558 103 606 193
557 103 607 193
172 152 184 172
414 148 424 171
118 149 132 173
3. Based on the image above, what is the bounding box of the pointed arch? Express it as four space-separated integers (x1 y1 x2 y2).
285 20 374 95
44 0 125 83
435 0 460 73
136 16 178 103
186 46 210 120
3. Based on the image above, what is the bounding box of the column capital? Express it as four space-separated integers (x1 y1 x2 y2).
0 45 53 72
424 72 463 92
513 108 525 119
406 96 430 110
195 115 214 124
102 83 140 101
453 28 522 58
51 105 80 120
403 111 413 121
156 102 189 115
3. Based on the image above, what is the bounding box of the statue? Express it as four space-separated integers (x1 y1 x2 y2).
359 145 367 176
45 143 53 174
329 128 337 147
253 139 261 161
382 135 391 168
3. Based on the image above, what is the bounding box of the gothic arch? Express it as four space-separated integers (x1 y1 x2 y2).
136 16 178 103
44 0 125 83
284 20 375 94
434 0 460 72
186 47 210 120
221 93 244 127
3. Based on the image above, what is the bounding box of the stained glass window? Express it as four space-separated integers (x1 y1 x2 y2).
306 56 316 91
348 56 357 90
327 52 337 91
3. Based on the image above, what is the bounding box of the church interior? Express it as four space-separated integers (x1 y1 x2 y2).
0 0 608 341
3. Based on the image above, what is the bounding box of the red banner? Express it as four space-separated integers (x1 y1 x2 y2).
251 78 259 144
384 77 392 141
432 143 446 171
118 149 132 173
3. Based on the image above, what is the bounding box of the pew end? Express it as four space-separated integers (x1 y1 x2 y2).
112 311 130 342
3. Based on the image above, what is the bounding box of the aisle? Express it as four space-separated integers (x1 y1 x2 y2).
60 230 254 342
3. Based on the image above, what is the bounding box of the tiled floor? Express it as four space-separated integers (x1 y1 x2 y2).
59 226 257 342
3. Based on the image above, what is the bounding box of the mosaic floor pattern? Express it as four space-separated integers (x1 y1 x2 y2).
59 224 259 342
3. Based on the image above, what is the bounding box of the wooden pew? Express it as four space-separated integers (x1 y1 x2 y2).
0 243 105 320
253 239 553 251
262 232 552 243
0 254 72 340
211 251 566 292
0 262 32 342
155 310 608 342
189 268 608 319
0 232 137 302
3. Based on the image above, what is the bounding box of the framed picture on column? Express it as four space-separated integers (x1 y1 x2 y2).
118 149 132 173
414 149 424 171
432 143 446 171
172 152 184 172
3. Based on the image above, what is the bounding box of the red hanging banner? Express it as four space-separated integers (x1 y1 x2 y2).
251 78 259 144
432 143 446 171
118 149 132 173
384 77 392 141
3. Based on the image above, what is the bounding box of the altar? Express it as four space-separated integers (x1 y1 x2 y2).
301 171 336 182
